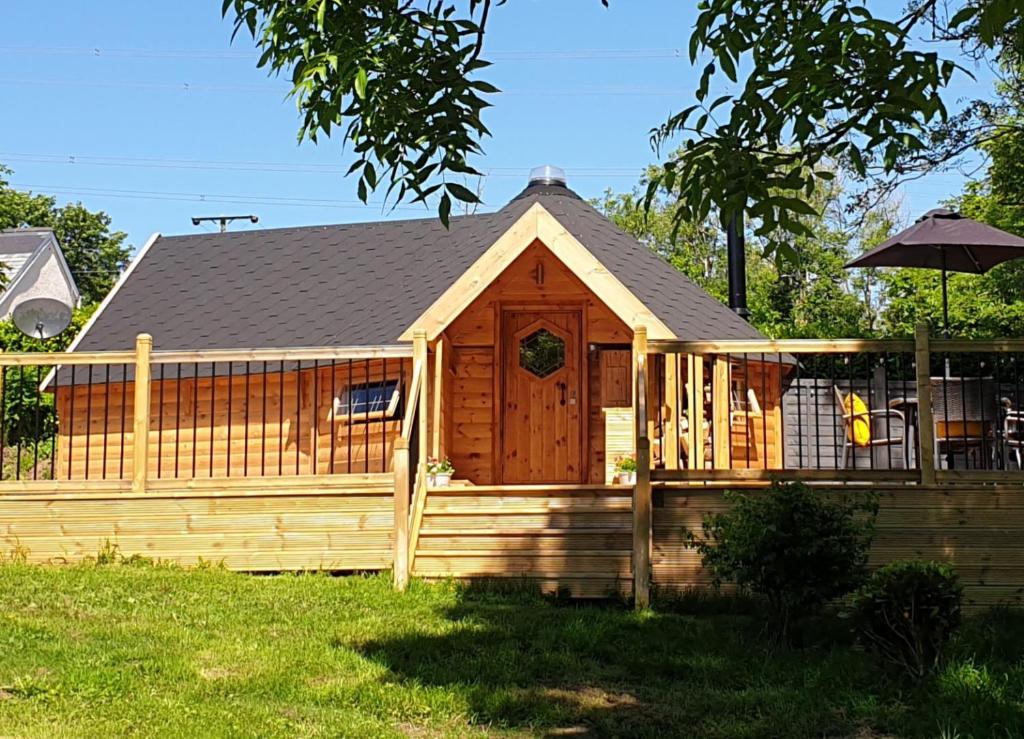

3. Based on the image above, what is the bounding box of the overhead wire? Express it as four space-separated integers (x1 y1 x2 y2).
0 152 642 179
8 183 440 212
0 45 687 61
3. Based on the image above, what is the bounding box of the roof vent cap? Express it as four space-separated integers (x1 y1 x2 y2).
528 165 567 187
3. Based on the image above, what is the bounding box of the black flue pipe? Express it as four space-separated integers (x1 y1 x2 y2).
726 209 749 319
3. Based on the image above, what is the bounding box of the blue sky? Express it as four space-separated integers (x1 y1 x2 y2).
0 1 997 253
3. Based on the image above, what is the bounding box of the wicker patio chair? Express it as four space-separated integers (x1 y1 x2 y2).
833 387 905 469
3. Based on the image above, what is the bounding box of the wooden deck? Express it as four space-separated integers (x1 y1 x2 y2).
1 330 1024 610
0 474 395 571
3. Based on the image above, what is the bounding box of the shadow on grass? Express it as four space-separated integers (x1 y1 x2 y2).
348 581 899 738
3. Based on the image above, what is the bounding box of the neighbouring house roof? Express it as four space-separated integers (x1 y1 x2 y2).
68 181 765 352
0 228 51 283
0 228 80 320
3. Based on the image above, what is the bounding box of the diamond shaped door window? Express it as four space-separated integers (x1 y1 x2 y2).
519 328 565 379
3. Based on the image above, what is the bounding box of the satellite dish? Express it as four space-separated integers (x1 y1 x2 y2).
12 297 73 340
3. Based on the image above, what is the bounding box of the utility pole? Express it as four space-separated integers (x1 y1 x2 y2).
191 215 259 233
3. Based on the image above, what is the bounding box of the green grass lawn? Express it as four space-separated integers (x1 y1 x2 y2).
2 560 1024 738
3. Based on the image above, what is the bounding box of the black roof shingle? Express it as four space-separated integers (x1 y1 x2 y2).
72 183 763 352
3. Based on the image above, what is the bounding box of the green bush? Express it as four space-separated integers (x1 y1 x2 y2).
687 480 877 639
851 560 963 679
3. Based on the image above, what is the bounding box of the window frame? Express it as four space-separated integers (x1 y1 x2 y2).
331 378 403 424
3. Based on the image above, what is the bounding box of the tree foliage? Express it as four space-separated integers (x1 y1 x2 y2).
224 1 1024 256
869 58 1024 339
647 0 959 260
0 167 131 306
596 163 891 339
223 0 504 225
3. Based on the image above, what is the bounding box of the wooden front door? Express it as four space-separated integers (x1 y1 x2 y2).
501 310 584 483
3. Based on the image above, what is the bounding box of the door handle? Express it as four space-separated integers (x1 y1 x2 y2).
558 382 567 406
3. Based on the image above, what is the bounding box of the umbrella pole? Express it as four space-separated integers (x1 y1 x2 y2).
940 248 954 469
941 247 950 339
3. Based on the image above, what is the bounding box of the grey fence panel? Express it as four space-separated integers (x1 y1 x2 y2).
782 379 909 470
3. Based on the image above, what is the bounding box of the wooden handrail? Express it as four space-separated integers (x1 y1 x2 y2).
414 331 429 466
151 345 413 364
1 350 137 366
652 468 921 483
7 345 414 368
931 338 1024 353
648 338 914 355
399 357 426 442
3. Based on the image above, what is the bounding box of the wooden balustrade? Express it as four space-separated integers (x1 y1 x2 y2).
0 338 415 486
636 324 1024 485
392 330 429 590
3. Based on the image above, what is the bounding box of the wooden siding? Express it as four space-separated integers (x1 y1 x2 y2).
54 360 409 480
0 475 394 570
412 485 633 597
448 347 495 483
445 240 632 484
653 485 1024 610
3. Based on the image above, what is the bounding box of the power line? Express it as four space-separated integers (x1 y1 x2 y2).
0 45 686 62
0 77 698 97
0 152 643 179
9 183 443 212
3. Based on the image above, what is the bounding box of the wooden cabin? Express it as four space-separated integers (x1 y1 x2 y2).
11 170 1023 610
51 171 783 485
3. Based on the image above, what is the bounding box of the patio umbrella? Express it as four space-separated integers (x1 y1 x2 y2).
845 208 1024 337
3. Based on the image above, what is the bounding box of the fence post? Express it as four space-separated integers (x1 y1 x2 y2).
393 437 410 590
633 326 648 446
914 323 936 484
131 333 152 493
632 326 651 609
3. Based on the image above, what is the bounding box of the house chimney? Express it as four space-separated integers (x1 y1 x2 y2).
528 165 567 187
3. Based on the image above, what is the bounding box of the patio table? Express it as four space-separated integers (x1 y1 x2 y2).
889 397 918 470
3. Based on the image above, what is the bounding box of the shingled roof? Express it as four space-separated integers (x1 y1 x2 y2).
71 181 764 352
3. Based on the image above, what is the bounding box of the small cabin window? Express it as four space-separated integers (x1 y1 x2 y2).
333 379 402 422
520 328 565 379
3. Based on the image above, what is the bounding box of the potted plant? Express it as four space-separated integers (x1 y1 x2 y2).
427 457 455 487
614 454 637 485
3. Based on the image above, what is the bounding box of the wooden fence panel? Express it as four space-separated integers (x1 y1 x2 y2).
0 475 394 571
652 485 1024 610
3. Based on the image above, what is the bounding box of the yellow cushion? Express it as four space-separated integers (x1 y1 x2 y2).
843 393 871 447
